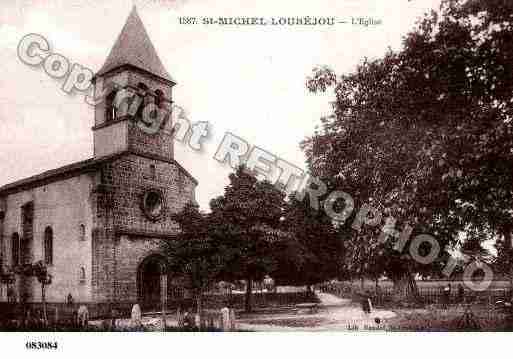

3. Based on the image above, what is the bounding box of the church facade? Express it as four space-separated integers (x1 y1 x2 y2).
0 8 196 308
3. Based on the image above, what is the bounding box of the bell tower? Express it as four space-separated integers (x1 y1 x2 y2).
92 6 176 161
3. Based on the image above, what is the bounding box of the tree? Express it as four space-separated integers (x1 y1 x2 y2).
272 194 346 289
460 229 492 264
31 261 52 325
494 241 513 286
343 231 387 291
210 166 286 312
0 266 16 303
303 0 513 297
161 202 225 326
10 261 52 325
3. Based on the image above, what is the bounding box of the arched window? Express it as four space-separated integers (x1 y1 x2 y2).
155 89 164 108
105 90 117 122
79 267 86 284
137 82 149 92
44 227 53 266
136 83 149 121
79 224 86 241
11 233 20 266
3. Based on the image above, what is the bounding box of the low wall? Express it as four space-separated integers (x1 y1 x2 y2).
0 291 318 322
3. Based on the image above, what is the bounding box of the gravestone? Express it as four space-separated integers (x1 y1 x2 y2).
109 307 118 331
77 305 89 328
54 307 59 326
195 313 201 328
229 308 236 330
183 310 194 329
221 307 230 331
24 309 33 328
131 304 142 328
367 298 373 313
177 308 184 328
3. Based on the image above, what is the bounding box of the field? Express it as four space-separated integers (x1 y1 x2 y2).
322 280 513 330
384 305 512 331
341 279 511 291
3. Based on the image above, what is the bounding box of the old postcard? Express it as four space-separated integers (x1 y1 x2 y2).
0 0 512 356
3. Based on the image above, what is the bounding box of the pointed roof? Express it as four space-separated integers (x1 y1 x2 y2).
96 6 175 83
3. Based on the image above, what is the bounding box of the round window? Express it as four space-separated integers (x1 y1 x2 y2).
142 190 164 220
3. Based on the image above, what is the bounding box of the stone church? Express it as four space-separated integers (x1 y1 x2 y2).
0 7 197 309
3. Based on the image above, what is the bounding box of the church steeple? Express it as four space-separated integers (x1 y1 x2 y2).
92 6 175 160
96 6 175 83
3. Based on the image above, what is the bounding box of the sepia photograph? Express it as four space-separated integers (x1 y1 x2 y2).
0 0 512 356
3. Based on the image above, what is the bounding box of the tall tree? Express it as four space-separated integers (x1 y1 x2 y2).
32 261 52 326
272 194 346 288
303 0 513 296
210 166 286 312
161 202 224 325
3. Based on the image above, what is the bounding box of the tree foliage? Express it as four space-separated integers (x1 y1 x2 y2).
272 194 346 286
303 0 513 290
161 202 225 317
209 166 287 311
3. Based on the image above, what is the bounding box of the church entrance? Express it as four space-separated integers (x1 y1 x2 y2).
137 254 167 312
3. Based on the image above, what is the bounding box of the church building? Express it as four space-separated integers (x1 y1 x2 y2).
0 7 197 309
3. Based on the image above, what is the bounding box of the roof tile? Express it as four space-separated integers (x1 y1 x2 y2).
96 6 175 83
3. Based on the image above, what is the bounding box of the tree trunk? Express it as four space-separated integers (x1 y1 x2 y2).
505 226 512 249
41 283 47 327
505 227 513 296
161 304 167 331
392 276 408 299
161 273 167 331
407 271 419 299
245 278 252 313
392 270 418 301
196 292 203 329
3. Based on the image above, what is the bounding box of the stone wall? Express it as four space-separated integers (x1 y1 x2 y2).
91 153 196 304
94 120 128 158
93 69 175 160
127 120 175 162
0 208 5 301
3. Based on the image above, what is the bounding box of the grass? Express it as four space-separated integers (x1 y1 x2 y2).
0 319 226 332
383 305 513 331
245 317 328 328
341 279 511 291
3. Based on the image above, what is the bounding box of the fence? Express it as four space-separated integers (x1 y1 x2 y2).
376 287 511 306
318 282 512 306
141 291 317 312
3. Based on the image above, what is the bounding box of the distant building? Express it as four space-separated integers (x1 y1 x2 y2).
0 7 196 309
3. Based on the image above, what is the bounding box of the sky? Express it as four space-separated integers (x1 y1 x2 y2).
0 0 442 209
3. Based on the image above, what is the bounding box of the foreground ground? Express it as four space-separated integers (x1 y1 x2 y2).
237 292 396 331
88 292 395 331
88 290 511 331
239 292 513 331
384 305 511 331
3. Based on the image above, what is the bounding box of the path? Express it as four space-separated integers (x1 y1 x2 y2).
237 291 396 331
316 291 351 306
89 292 397 331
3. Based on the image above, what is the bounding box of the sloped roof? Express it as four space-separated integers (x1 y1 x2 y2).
0 155 111 196
0 151 198 196
96 6 175 83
